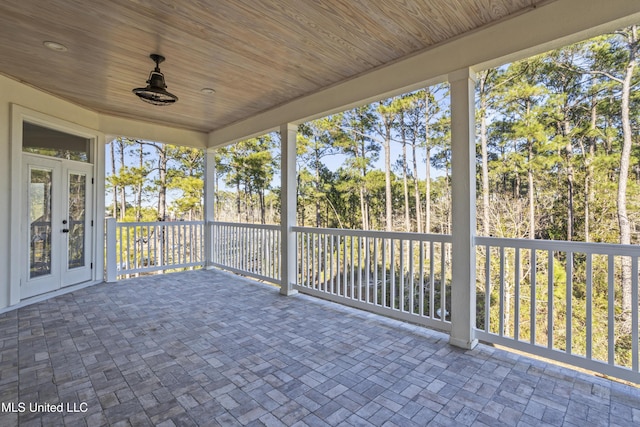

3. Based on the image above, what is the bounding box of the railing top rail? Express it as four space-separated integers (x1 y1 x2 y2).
476 235 640 256
209 221 280 230
114 220 205 227
293 226 452 243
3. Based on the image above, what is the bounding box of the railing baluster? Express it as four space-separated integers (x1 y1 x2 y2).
173 224 177 267
308 232 312 288
586 253 592 360
133 225 137 270
337 234 341 295
484 244 490 333
315 232 319 289
330 234 334 294
514 247 520 341
499 246 505 337
633 256 639 373
400 239 405 312
548 249 554 350
429 241 435 319
382 238 387 308
419 242 424 317
182 223 186 266
373 238 379 305
343 236 348 297
222 225 227 266
301 231 305 287
118 225 123 272
153 224 158 267
349 236 355 299
365 237 370 303
566 251 573 355
530 249 537 345
323 233 328 292
357 236 362 301
391 239 396 310
440 241 446 322
312 232 317 289
608 254 615 365
409 240 415 315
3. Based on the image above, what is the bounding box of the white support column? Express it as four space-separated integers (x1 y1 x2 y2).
105 217 117 282
204 148 216 269
280 123 298 296
449 68 478 350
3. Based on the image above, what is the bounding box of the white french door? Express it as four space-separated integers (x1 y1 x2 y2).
22 154 94 298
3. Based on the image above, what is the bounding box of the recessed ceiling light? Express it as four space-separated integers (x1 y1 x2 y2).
43 41 68 52
201 88 216 95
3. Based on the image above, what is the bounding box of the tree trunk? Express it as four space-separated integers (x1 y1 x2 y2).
260 190 266 224
424 91 431 234
360 138 370 231
528 139 535 239
411 135 422 233
360 185 368 231
382 107 393 231
618 27 637 318
401 112 410 232
157 145 167 221
136 142 143 221
585 98 597 243
425 147 431 234
315 148 321 228
563 120 574 241
236 181 241 222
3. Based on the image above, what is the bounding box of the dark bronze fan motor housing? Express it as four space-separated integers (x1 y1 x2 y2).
132 54 178 106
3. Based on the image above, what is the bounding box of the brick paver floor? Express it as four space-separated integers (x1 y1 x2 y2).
0 269 638 426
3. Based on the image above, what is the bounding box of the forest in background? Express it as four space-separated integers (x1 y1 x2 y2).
107 25 640 247
209 25 640 246
107 25 640 367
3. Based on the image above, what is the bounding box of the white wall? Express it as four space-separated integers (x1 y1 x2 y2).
0 76 101 308
0 75 207 309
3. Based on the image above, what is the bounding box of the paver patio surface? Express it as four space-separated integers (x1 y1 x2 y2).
0 269 638 426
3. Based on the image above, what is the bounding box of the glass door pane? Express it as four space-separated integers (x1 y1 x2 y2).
29 168 53 278
68 173 86 269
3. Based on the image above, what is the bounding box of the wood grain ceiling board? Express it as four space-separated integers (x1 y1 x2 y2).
0 0 541 133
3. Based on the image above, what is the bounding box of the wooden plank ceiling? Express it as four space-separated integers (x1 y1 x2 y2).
0 0 544 133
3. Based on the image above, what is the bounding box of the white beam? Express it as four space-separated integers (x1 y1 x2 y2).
449 68 478 350
99 114 208 148
280 123 298 296
105 218 117 282
203 148 216 268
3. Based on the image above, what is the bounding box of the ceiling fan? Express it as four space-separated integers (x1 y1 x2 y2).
132 54 178 106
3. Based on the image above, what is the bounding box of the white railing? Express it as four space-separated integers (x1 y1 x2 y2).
293 226 453 331
475 236 640 383
210 221 281 283
105 219 640 383
105 219 204 280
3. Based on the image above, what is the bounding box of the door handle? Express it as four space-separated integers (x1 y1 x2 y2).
62 229 69 233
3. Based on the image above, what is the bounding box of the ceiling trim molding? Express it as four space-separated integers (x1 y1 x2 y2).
99 114 208 148
208 0 640 147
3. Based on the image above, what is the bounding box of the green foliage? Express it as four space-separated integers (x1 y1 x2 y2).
107 24 640 371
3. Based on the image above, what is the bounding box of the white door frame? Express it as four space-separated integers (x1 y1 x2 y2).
10 105 104 305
